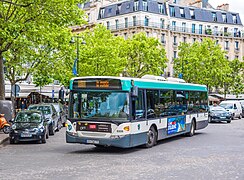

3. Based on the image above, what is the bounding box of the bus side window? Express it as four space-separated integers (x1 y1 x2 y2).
146 90 159 119
133 89 145 120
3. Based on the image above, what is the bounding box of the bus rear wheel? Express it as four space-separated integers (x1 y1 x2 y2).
145 126 157 148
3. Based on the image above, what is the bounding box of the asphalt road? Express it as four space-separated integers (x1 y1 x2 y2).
1 119 244 180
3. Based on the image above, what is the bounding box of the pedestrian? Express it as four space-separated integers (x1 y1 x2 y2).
21 101 26 110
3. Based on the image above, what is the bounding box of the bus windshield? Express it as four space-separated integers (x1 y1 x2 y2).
70 91 129 120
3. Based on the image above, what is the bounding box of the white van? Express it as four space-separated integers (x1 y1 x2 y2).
219 101 242 119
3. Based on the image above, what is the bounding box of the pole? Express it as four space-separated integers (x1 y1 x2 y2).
76 37 79 77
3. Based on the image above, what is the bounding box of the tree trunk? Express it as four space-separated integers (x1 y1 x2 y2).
10 82 16 116
0 53 5 100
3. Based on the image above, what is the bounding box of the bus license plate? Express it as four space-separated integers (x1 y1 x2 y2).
87 140 99 144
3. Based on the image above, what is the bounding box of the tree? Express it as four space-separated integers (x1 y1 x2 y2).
78 24 126 76
174 38 231 91
226 58 244 95
122 33 167 78
0 0 86 100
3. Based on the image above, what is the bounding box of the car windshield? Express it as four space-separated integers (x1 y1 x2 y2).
52 104 60 112
70 91 129 120
220 103 233 109
211 107 225 112
28 106 51 115
15 112 42 123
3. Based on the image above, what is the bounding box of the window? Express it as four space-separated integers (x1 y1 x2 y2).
144 16 149 26
172 21 176 31
108 8 112 14
133 90 145 120
190 9 195 19
192 24 195 33
212 12 217 22
142 0 148 11
158 3 164 14
235 41 239 50
133 16 137 26
161 33 165 44
87 13 90 22
233 14 237 24
106 21 110 29
170 6 175 17
100 8 105 18
224 41 229 50
146 90 159 119
182 22 186 32
160 19 165 29
173 36 177 45
134 0 139 11
183 37 187 43
159 90 173 117
180 8 185 18
222 14 227 23
199 24 203 34
215 40 219 45
115 19 119 30
173 51 177 59
193 38 196 42
125 18 128 28
116 4 121 15
124 33 128 39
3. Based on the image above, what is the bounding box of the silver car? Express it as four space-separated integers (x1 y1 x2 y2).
51 103 67 128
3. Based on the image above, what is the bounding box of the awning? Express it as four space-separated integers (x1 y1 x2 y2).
208 96 220 102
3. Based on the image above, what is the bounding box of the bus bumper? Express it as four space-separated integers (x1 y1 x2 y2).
66 131 132 148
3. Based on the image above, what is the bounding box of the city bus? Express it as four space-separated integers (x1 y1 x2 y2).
66 76 208 148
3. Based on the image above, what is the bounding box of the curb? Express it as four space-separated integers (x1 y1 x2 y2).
0 136 9 145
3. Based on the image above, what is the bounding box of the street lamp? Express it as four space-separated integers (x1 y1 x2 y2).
70 36 86 76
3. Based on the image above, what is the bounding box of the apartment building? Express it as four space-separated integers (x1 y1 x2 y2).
74 0 244 77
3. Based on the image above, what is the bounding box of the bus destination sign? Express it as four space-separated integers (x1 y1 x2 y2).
73 78 122 90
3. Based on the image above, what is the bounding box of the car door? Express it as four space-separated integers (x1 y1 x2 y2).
51 105 59 128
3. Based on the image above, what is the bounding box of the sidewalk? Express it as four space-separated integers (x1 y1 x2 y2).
0 131 9 145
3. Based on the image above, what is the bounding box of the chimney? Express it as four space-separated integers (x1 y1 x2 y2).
189 0 202 8
217 3 229 11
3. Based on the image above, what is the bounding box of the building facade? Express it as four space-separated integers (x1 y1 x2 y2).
75 0 244 77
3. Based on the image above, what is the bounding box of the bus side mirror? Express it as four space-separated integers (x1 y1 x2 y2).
131 86 138 97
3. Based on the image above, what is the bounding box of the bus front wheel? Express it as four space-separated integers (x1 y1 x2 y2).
145 126 157 148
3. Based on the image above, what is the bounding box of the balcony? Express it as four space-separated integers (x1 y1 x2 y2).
224 47 229 51
235 48 240 53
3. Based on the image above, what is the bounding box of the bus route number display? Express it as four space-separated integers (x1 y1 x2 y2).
74 79 122 90
96 80 109 88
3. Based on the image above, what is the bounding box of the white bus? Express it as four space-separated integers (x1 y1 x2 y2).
66 76 208 148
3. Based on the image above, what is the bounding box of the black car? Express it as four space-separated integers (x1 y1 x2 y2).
9 110 48 144
208 106 232 123
27 104 59 135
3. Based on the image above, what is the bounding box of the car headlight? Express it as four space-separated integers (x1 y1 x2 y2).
38 125 45 132
12 124 16 130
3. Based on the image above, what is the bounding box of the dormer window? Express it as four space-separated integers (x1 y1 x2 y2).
158 3 164 14
108 8 112 14
170 6 175 17
134 0 139 11
116 4 121 15
100 8 105 18
212 12 217 22
222 14 227 23
142 0 148 11
180 8 185 18
190 9 195 19
233 14 237 24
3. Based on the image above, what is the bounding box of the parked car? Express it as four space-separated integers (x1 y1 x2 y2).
9 110 48 144
219 101 242 120
239 100 244 116
27 104 59 135
208 106 232 123
51 103 66 128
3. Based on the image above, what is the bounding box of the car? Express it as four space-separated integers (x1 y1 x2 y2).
239 100 244 116
9 110 49 144
51 103 67 128
27 104 59 136
219 101 242 120
208 105 232 123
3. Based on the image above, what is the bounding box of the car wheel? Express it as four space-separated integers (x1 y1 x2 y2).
46 128 49 139
232 114 235 120
239 114 242 119
49 124 55 136
9 138 15 144
144 126 157 148
208 116 212 123
186 120 195 137
3 126 10 134
227 120 231 123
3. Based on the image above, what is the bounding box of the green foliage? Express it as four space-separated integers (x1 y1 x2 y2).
0 0 86 99
78 24 126 76
174 38 231 91
122 32 167 77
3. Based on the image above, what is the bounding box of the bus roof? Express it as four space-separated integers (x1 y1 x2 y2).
70 76 207 92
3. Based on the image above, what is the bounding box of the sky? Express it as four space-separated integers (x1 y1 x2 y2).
208 0 244 22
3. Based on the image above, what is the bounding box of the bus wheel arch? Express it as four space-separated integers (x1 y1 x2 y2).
145 124 158 148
